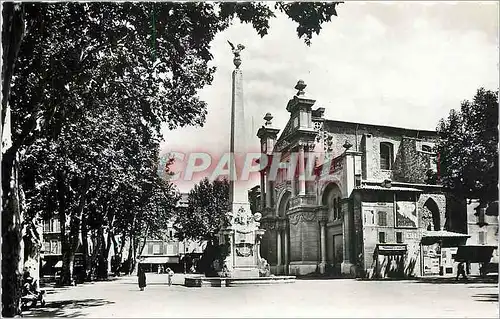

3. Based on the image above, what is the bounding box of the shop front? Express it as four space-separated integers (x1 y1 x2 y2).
455 245 497 276
373 243 408 278
420 230 470 277
139 256 180 273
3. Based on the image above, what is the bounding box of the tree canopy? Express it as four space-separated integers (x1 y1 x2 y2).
2 2 342 316
174 178 229 241
436 88 498 204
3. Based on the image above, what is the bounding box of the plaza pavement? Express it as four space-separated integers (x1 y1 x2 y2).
24 273 498 318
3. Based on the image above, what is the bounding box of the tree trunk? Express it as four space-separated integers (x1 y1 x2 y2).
2 3 25 124
60 175 90 286
23 213 43 291
126 213 137 275
131 235 139 275
118 233 126 257
81 213 90 282
2 154 24 317
2 3 26 317
126 229 135 275
132 224 149 275
97 227 108 280
57 170 71 286
90 229 99 280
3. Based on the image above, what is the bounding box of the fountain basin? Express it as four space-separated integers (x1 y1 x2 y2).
185 275 296 287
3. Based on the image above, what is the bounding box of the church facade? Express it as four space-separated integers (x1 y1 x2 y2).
255 80 464 278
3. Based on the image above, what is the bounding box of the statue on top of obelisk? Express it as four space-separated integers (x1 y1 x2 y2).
227 40 245 69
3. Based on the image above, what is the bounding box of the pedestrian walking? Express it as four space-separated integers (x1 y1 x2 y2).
166 267 174 286
456 261 467 281
138 264 147 291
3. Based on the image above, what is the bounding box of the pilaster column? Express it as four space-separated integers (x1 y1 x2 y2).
341 203 354 276
266 178 272 208
277 229 282 268
284 227 289 274
298 144 306 195
320 222 326 264
260 171 266 210
319 221 327 274
342 215 349 262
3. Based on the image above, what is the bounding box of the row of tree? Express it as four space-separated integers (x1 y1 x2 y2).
2 2 342 316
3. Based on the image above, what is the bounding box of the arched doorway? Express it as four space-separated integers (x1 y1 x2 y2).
275 190 291 275
321 183 343 274
421 198 443 276
322 183 342 221
422 198 440 231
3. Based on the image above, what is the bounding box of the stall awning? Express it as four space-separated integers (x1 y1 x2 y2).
455 245 497 263
421 230 470 246
376 244 407 255
422 230 470 239
54 261 63 268
139 256 179 264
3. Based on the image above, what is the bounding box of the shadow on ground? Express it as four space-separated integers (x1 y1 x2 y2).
472 293 499 302
416 276 498 285
296 274 353 280
23 298 114 318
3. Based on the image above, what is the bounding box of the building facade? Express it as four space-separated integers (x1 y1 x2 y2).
139 193 206 273
465 200 499 275
41 214 85 279
256 81 466 278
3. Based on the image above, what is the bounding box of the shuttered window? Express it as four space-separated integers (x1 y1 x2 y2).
380 142 393 170
378 232 386 243
396 232 403 243
378 211 387 227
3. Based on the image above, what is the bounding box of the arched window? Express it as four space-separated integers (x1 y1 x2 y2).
380 142 394 170
322 183 342 221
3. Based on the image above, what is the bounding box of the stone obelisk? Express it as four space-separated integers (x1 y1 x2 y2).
219 41 264 279
228 41 251 218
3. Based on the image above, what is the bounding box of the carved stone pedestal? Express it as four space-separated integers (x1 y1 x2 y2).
219 206 266 279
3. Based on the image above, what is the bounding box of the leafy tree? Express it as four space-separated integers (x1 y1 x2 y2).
2 2 342 315
436 88 499 206
174 178 230 277
174 178 229 241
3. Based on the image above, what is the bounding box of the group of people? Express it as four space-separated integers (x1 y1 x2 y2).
137 264 174 291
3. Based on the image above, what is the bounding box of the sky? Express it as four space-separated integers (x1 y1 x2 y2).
160 1 499 193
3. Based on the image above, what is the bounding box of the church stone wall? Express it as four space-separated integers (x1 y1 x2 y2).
322 120 437 184
393 137 437 184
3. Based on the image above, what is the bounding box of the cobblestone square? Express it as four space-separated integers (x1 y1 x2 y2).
24 274 498 318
